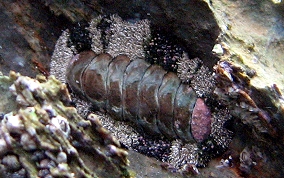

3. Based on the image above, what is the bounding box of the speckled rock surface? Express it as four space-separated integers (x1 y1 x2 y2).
209 0 284 93
1 0 284 177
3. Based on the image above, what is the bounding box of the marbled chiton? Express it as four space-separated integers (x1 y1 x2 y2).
66 50 212 143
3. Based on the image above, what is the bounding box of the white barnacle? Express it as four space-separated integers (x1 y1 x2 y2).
12 77 40 105
4 112 24 134
168 140 199 169
20 133 37 150
1 154 21 170
57 151 67 163
57 163 68 172
271 0 282 4
19 76 41 92
66 146 77 155
47 115 70 137
15 94 29 106
42 104 57 118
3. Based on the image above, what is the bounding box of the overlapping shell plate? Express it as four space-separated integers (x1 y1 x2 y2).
0 71 130 178
50 14 234 174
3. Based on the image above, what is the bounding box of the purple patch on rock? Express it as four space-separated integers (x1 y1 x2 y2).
191 98 212 142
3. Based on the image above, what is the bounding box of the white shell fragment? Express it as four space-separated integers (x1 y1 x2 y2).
212 43 224 56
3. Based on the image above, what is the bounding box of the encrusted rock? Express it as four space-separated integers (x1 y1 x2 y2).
0 71 131 178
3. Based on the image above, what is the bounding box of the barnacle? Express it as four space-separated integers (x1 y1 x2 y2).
88 15 151 60
0 71 131 177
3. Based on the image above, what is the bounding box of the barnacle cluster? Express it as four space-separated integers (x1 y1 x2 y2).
210 109 233 150
50 30 73 83
191 66 216 98
50 14 233 172
0 71 130 178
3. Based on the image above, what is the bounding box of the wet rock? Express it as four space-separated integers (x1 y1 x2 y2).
0 1 71 77
0 71 131 178
1 0 284 177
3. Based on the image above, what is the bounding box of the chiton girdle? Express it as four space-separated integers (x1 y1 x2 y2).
66 51 212 143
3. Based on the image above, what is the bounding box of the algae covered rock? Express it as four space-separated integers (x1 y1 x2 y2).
0 71 131 178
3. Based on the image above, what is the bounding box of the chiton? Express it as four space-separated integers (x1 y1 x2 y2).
66 50 212 143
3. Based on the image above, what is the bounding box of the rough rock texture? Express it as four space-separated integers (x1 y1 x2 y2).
0 0 71 77
1 0 284 177
0 71 130 178
94 0 220 67
0 0 220 77
209 0 284 93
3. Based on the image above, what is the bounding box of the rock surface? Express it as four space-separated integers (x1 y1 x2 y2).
0 72 130 177
0 0 284 177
